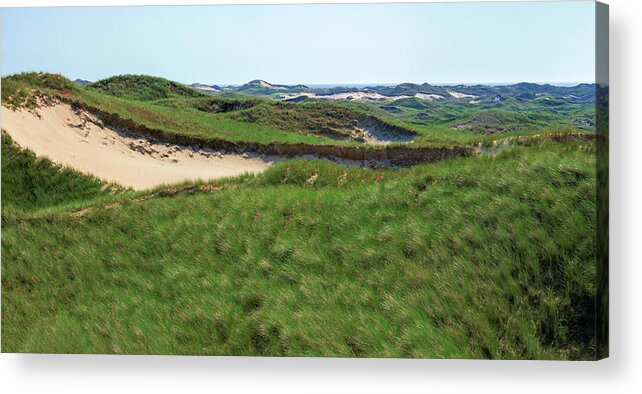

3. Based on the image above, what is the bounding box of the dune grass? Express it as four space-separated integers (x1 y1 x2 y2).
77 89 341 145
87 74 206 101
1 141 597 359
0 132 121 211
1 72 78 109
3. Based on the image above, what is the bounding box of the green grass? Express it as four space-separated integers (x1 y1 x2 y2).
334 97 592 145
1 72 78 109
223 101 416 142
77 88 339 145
1 73 338 145
1 132 120 211
87 74 207 101
449 108 560 134
1 141 597 359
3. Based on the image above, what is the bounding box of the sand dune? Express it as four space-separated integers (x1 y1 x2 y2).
447 90 478 100
281 91 445 103
1 103 274 190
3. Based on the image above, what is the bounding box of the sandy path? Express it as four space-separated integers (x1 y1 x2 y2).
1 103 274 190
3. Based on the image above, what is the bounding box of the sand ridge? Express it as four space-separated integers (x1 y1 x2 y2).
280 91 445 103
1 103 275 190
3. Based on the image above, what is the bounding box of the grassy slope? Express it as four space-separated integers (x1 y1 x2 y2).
450 109 556 134
1 73 78 109
87 74 206 101
1 142 597 359
224 101 416 141
1 132 118 211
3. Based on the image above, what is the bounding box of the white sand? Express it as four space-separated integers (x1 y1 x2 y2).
414 93 444 101
195 85 219 92
1 103 274 190
447 90 478 100
258 80 284 90
281 91 393 101
282 91 446 103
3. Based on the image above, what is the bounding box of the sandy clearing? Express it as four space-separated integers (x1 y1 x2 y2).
1 103 275 190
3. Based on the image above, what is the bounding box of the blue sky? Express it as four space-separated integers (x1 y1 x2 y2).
1 2 595 85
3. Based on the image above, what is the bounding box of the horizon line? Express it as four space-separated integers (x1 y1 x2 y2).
1 71 594 88
212 80 595 87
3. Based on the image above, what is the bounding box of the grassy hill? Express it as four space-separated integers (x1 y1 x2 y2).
223 101 416 142
451 109 557 134
1 142 597 359
235 80 310 96
87 74 207 101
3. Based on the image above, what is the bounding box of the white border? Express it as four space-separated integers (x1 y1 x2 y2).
1 1 641 393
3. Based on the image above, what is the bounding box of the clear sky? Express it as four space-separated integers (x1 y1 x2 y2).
1 2 596 85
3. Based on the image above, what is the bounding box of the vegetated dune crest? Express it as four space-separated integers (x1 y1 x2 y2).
1 102 275 190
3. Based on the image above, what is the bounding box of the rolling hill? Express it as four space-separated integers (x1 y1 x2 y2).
87 74 207 101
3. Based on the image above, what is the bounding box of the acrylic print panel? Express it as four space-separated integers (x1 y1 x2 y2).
0 1 608 360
